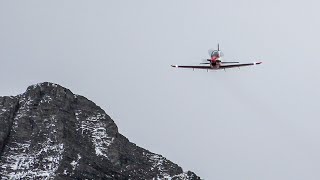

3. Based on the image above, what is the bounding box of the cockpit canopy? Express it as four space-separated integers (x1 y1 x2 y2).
208 50 224 57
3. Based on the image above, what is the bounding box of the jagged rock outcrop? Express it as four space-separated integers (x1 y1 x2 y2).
0 82 200 179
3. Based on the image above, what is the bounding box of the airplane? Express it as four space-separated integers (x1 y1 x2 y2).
171 44 262 71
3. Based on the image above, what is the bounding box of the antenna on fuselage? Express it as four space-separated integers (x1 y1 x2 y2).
218 43 220 51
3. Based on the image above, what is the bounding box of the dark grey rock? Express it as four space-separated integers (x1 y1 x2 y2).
0 82 201 180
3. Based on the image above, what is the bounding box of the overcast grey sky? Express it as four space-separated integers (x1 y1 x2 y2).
1 0 320 179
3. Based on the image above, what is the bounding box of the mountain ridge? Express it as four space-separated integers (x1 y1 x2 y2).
0 82 201 179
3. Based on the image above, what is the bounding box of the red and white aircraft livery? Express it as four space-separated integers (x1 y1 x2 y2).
171 44 262 70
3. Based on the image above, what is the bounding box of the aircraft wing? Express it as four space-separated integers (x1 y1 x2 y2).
171 62 262 70
171 65 212 69
219 62 262 69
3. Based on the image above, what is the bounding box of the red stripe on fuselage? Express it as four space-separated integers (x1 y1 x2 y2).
211 55 219 63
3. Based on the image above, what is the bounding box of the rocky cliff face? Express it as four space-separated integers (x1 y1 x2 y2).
0 82 200 179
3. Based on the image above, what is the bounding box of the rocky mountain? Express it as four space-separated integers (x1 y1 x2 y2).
0 82 201 179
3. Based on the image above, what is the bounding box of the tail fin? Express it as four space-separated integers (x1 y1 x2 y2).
218 43 220 51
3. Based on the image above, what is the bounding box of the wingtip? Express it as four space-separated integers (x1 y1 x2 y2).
171 65 178 68
255 62 262 65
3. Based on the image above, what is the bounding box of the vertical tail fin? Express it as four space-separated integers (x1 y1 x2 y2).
218 43 220 51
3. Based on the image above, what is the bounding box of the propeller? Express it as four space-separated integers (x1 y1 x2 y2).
201 44 239 65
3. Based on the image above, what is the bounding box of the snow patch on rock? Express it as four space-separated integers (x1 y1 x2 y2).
75 110 114 159
0 139 64 179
